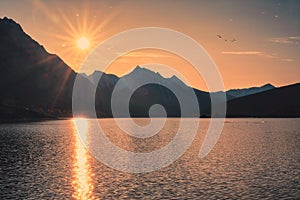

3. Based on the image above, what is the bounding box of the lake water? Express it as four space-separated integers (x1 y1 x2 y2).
0 118 299 199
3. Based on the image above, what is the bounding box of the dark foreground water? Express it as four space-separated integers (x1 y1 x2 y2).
0 118 299 199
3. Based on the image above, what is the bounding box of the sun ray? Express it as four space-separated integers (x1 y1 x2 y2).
35 1 119 71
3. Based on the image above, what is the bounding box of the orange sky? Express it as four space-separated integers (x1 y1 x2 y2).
1 0 299 90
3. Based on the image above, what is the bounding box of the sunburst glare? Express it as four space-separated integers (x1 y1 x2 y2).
33 1 120 71
77 36 90 50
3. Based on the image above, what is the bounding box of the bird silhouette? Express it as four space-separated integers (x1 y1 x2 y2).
217 34 237 43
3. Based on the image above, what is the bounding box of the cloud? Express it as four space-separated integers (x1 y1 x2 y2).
114 52 174 64
115 52 173 59
222 51 294 62
288 36 300 40
268 36 300 44
222 51 262 55
123 52 172 58
222 51 278 58
281 58 294 62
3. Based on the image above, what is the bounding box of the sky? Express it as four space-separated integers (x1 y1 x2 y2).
0 0 300 90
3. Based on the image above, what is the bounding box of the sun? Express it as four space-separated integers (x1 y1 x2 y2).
77 37 90 50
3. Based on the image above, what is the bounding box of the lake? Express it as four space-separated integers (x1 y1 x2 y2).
0 118 299 199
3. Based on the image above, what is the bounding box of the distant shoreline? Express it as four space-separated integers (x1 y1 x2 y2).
2 116 300 124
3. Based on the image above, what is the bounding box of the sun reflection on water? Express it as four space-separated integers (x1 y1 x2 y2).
72 118 95 200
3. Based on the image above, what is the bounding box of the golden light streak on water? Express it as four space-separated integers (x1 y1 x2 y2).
72 118 95 200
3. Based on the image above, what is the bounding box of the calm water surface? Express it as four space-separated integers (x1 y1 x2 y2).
0 118 299 199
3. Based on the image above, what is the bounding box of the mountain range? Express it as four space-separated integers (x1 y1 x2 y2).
225 83 275 100
0 17 299 121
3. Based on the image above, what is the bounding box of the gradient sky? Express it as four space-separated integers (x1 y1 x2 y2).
1 0 299 90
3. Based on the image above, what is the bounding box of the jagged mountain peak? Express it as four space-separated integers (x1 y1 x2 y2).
170 75 181 81
0 16 51 59
229 83 275 91
91 70 104 76
261 83 275 88
123 66 163 82
0 17 23 30
0 16 82 116
226 83 276 98
130 65 156 74
169 75 187 87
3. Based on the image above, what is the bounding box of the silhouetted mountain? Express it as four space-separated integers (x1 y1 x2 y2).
120 66 208 117
0 17 92 118
213 83 275 101
1 17 202 119
88 66 211 117
0 105 57 123
226 83 275 99
227 83 300 117
121 66 189 90
0 17 299 119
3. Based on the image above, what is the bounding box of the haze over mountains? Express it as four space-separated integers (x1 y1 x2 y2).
227 83 300 117
0 17 299 121
225 84 275 99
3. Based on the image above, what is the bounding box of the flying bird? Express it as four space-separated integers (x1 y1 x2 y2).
217 34 237 43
